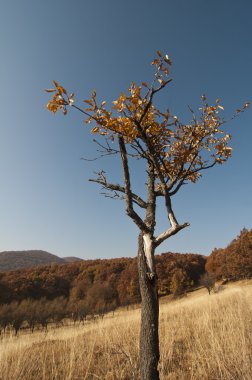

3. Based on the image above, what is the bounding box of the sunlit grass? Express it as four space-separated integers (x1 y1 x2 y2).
0 282 251 379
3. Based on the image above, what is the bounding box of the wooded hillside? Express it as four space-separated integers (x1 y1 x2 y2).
0 229 251 334
0 252 205 306
0 229 251 310
206 228 252 280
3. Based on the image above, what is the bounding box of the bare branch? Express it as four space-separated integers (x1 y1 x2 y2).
80 139 121 162
193 160 217 173
72 104 94 118
133 115 179 228
169 160 217 196
154 222 190 247
118 136 150 233
139 79 172 126
100 190 124 201
168 179 186 196
89 177 147 209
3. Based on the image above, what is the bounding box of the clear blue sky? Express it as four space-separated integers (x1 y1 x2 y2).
0 0 251 259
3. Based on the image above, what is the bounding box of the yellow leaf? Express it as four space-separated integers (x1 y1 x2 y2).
243 102 250 109
84 99 93 105
91 126 99 134
131 97 139 105
164 55 172 65
57 85 67 94
157 50 162 57
45 88 56 93
142 81 148 87
218 105 224 110
165 111 170 119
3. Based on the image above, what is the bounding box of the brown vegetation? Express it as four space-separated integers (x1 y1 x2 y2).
199 273 215 295
0 283 251 379
0 252 206 335
0 229 251 338
206 228 252 281
0 229 251 376
0 252 205 306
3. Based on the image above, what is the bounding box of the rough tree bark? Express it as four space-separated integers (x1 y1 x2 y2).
138 233 160 380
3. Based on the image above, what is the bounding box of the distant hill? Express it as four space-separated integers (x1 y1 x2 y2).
0 250 66 272
63 257 83 263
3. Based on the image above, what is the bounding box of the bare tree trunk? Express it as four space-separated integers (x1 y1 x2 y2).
138 233 160 380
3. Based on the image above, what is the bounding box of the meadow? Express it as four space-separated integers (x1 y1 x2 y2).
0 282 251 380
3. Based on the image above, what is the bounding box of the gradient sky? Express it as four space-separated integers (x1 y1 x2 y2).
0 0 251 259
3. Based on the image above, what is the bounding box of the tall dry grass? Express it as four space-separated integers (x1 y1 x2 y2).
0 283 251 379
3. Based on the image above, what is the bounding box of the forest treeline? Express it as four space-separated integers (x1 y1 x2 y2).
0 251 205 334
0 229 251 334
0 252 206 305
0 253 206 333
206 228 252 280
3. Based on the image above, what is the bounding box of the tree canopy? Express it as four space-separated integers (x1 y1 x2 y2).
46 51 249 246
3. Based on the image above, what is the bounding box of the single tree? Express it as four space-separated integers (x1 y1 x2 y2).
170 268 190 297
0 303 13 334
46 51 249 380
200 272 215 295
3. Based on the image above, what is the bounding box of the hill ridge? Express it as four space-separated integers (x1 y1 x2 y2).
0 250 66 272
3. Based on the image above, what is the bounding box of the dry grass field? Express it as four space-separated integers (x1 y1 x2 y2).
0 281 251 380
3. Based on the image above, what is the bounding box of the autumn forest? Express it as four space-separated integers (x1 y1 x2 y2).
0 228 251 335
